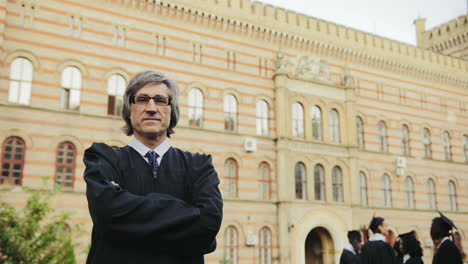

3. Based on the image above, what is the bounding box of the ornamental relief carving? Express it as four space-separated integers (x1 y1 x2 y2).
294 56 332 84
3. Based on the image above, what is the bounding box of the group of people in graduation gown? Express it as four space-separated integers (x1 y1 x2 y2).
339 213 464 264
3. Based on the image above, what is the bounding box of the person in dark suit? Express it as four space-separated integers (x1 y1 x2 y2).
397 231 423 264
84 71 223 264
360 215 397 264
340 230 362 264
430 212 462 264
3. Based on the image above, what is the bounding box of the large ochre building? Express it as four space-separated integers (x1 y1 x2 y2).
0 0 467 263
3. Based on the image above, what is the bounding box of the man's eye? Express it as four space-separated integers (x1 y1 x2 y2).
136 96 149 103
155 97 168 104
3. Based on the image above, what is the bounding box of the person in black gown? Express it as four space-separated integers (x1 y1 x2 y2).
360 216 397 264
397 231 423 264
84 71 223 264
340 230 362 264
430 212 462 264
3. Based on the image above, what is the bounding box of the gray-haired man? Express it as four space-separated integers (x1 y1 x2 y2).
84 71 223 264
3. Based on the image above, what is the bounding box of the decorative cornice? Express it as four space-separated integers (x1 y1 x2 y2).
106 0 468 87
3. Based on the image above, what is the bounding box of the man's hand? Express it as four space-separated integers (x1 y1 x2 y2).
111 181 120 188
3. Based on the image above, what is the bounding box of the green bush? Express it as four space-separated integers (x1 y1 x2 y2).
0 187 78 264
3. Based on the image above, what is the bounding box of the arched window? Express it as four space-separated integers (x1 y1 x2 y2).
314 164 325 201
378 121 388 152
448 180 457 211
295 162 306 200
311 106 322 140
427 179 436 209
292 103 304 137
1 137 26 185
224 158 238 198
463 135 468 162
329 109 340 143
423 128 432 159
356 116 364 149
401 125 410 155
332 166 343 202
405 176 415 208
188 88 204 127
382 174 392 207
256 100 269 136
9 57 33 105
224 94 237 132
60 66 82 110
443 131 452 160
107 74 126 115
224 226 238 264
55 142 76 188
258 162 271 200
360 171 368 206
259 227 272 264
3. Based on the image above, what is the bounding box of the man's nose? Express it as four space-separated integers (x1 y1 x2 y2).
145 98 158 112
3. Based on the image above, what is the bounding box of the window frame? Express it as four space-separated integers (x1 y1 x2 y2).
107 74 126 116
356 116 365 149
8 57 33 105
259 227 272 264
332 166 343 202
188 88 204 128
378 121 388 152
295 162 307 200
314 164 325 201
382 174 392 207
1 137 26 185
224 226 238 264
311 106 322 140
60 66 82 110
292 103 304 137
360 171 368 206
224 94 238 132
224 158 238 198
258 162 271 200
54 141 76 188
256 100 269 136
329 109 340 143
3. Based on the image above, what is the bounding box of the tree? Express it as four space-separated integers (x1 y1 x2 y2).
0 187 78 264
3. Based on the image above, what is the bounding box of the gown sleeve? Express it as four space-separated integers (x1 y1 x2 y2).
84 143 222 254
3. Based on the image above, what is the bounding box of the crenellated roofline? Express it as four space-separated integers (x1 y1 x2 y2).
104 0 467 87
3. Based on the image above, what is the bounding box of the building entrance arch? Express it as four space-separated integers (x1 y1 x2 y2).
305 227 335 264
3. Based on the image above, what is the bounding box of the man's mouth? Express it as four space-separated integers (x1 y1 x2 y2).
143 118 161 122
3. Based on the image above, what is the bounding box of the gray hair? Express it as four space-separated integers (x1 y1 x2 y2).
121 70 180 137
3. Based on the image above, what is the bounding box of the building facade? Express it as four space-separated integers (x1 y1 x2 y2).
0 0 467 263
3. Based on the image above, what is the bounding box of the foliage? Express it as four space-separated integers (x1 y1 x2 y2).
0 186 78 264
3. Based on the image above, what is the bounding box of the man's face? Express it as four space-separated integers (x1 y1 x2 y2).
352 240 362 252
130 83 171 141
379 221 389 236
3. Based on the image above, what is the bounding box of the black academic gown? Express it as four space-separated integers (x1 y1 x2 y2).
340 248 361 264
361 240 397 264
84 143 223 264
432 239 462 264
397 255 423 264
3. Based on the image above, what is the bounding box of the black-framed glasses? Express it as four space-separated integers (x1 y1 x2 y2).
130 95 172 106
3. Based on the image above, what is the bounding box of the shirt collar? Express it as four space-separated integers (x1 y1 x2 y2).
369 233 386 242
128 137 171 159
344 243 356 255
403 254 410 263
437 237 450 250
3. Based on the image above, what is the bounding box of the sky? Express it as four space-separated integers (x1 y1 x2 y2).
256 0 466 45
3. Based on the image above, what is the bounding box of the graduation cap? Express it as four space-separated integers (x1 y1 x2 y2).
368 213 385 233
398 230 416 241
433 211 458 231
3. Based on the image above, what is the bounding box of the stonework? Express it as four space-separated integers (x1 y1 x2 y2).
0 0 467 263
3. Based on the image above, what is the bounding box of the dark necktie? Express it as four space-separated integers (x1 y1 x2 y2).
145 151 159 179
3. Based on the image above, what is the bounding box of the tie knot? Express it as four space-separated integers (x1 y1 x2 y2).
145 151 159 159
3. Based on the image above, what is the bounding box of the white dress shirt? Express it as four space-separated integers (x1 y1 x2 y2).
128 137 171 165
